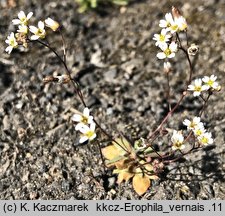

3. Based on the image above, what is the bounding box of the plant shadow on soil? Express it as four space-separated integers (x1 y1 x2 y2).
164 147 225 184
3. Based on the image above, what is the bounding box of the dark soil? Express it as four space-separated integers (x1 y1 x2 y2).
0 0 225 199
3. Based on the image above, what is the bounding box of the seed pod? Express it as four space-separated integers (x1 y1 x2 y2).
188 44 199 56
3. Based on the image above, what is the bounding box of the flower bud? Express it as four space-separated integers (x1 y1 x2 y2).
215 85 221 92
45 18 60 31
164 61 172 73
172 6 181 19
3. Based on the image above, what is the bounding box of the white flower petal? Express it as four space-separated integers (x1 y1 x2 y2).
202 76 209 83
38 21 45 30
30 35 40 40
5 46 13 54
159 20 167 28
157 52 166 59
169 42 177 52
71 114 82 122
83 107 90 117
12 19 21 25
18 11 26 20
79 136 88 143
87 116 94 124
89 133 96 141
79 125 90 134
158 42 168 50
193 91 201 97
165 13 173 23
161 28 168 35
27 12 33 19
195 78 202 86
90 123 96 131
75 123 86 131
168 53 175 58
29 26 38 33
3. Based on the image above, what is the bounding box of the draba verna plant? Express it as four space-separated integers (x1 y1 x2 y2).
5 7 221 196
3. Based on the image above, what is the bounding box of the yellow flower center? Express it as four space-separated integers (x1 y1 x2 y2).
174 142 182 149
207 80 214 87
85 130 95 138
195 129 203 136
10 38 17 47
21 18 28 25
82 116 88 124
164 48 172 56
200 137 208 144
37 29 46 38
194 86 202 92
159 35 165 41
171 25 178 31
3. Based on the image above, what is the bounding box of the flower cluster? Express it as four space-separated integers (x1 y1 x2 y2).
71 107 97 143
5 11 59 54
183 117 213 146
188 75 221 97
153 7 187 63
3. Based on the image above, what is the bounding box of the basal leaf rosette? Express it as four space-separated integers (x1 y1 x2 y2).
102 138 158 195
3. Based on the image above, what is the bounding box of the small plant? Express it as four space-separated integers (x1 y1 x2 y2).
5 6 221 196
75 0 129 13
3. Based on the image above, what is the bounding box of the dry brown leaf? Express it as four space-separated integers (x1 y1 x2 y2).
132 174 150 196
101 145 119 160
117 170 134 184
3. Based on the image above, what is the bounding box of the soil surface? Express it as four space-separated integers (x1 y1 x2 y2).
0 0 225 199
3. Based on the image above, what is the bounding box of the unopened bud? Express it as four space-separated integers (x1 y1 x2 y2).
15 32 28 48
164 61 172 73
188 44 199 56
45 18 60 31
215 85 221 91
172 6 181 19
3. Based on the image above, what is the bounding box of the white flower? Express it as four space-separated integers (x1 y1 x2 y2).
29 21 46 40
193 126 206 137
153 28 171 48
163 61 172 73
5 32 18 54
17 25 28 35
202 75 219 90
78 123 96 143
45 18 60 31
159 13 178 34
175 16 187 31
71 107 94 130
188 78 208 97
12 11 33 26
183 117 204 131
198 132 213 145
157 42 178 59
171 130 185 150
